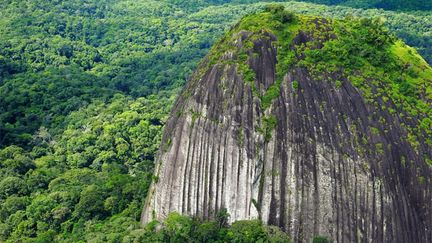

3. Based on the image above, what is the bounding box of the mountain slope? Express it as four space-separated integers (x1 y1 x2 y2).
296 0 432 11
142 6 432 242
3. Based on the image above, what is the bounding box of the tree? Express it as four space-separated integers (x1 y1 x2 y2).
196 221 220 242
229 220 267 242
0 146 35 174
216 208 230 228
0 196 29 221
0 177 27 199
73 185 106 220
162 212 194 242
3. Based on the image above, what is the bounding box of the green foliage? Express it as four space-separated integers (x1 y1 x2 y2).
216 208 231 228
298 0 431 11
0 146 35 174
230 6 299 109
0 94 172 241
162 212 194 242
265 226 292 242
335 80 342 88
0 177 27 199
264 4 286 14
74 185 106 220
262 83 282 109
229 220 268 242
264 4 296 23
299 17 394 72
136 212 292 243
426 158 432 166
313 235 331 243
256 115 278 143
292 80 299 90
264 116 278 142
1 1 431 148
0 196 29 222
292 14 432 154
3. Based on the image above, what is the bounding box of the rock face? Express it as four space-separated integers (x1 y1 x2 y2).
142 10 432 242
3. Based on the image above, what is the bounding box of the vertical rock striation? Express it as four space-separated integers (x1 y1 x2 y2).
142 11 432 242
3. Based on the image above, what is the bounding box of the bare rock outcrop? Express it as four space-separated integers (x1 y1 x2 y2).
142 13 432 242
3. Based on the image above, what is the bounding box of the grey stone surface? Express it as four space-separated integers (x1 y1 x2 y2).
142 22 432 243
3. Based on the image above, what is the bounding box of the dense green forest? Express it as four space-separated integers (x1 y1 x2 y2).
0 0 431 241
2 0 432 148
299 0 432 10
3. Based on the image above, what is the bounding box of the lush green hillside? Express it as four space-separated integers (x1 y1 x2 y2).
0 0 431 241
296 0 432 11
1 0 431 148
167 0 432 11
